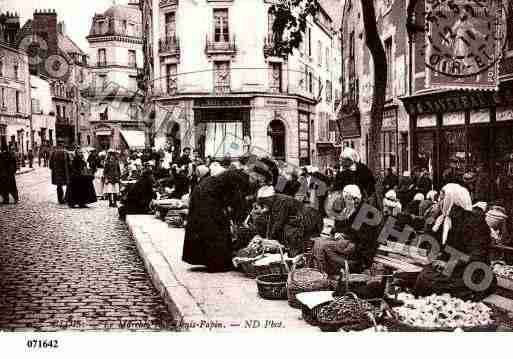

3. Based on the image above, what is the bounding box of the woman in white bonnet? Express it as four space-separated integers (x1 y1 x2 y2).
414 183 497 301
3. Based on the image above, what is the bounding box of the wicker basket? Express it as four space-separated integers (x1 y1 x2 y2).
237 258 259 279
254 259 293 277
315 293 378 332
287 256 331 308
256 274 289 300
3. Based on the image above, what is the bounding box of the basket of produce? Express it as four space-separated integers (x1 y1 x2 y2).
296 291 335 326
315 292 378 332
492 261 513 291
287 255 331 309
255 246 290 300
385 293 498 332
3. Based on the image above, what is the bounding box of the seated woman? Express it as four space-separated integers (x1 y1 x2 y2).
255 185 323 257
118 169 157 220
383 190 402 218
311 185 380 276
414 183 497 301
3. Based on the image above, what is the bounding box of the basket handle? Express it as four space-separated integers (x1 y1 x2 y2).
278 245 290 274
337 259 350 295
290 254 305 282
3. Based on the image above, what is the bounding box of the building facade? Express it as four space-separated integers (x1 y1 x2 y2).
85 2 145 151
339 0 410 176
0 33 31 155
16 10 90 147
141 0 342 168
30 75 57 149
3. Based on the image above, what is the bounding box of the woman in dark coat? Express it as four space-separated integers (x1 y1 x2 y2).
66 149 97 208
414 184 497 301
0 141 18 204
182 169 254 272
256 186 323 257
312 185 380 275
332 148 375 201
118 169 157 220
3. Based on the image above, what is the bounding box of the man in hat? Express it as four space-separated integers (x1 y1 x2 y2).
0 139 18 204
49 141 70 204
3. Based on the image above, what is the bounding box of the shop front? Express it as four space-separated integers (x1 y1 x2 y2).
337 98 361 158
380 106 398 174
402 88 513 201
193 98 250 160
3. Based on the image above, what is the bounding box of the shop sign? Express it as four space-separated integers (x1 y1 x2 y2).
340 112 361 139
443 112 464 126
193 98 251 108
417 114 436 128
470 109 490 124
382 108 397 131
265 99 290 108
497 107 513 122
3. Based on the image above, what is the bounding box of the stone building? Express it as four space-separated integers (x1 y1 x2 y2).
0 12 31 154
30 75 57 149
140 0 342 168
85 2 145 151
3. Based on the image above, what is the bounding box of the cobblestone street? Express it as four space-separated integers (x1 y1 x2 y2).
0 167 175 331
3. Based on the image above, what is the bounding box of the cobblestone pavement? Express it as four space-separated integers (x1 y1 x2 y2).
0 168 175 331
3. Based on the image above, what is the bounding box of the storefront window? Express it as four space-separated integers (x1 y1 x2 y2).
440 128 466 184
415 131 435 179
202 122 243 158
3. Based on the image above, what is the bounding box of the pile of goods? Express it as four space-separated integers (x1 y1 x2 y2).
315 293 377 331
393 293 494 329
233 237 288 278
492 262 513 280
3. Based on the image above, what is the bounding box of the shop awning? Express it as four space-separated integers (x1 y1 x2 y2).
120 130 146 149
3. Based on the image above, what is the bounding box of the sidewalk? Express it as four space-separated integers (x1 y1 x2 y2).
126 215 317 332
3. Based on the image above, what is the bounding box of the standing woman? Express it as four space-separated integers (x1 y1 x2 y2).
182 168 255 272
103 150 121 207
67 149 97 208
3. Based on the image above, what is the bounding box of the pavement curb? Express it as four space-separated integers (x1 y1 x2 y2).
126 215 207 332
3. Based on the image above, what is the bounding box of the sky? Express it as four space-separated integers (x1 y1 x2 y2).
2 0 115 52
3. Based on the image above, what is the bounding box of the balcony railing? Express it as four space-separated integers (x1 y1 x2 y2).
81 86 142 99
95 61 138 69
158 36 180 57
159 0 177 7
205 35 237 57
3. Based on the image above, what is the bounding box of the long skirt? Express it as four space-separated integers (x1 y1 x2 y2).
93 168 104 197
414 265 497 301
182 189 233 272
66 175 97 206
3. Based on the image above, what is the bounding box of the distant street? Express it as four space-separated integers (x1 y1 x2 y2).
0 167 174 331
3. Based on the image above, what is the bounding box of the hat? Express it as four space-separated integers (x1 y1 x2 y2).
257 185 275 199
342 184 362 201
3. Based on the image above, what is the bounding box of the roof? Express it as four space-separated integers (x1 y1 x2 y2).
58 33 86 56
319 0 344 29
101 4 141 23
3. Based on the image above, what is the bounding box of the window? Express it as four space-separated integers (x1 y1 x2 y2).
268 9 275 35
165 12 176 38
349 31 355 59
303 65 308 90
129 104 138 120
56 105 61 117
1 88 5 108
308 72 313 93
308 28 312 56
49 129 53 146
317 41 322 65
98 74 107 90
63 106 66 119
129 76 137 91
385 37 393 98
166 64 177 94
326 80 332 102
99 103 108 121
326 47 330 70
0 59 3 77
204 122 243 158
98 49 106 66
31 99 40 113
214 61 230 93
13 63 18 80
15 91 20 113
128 50 136 68
213 9 229 42
122 20 127 34
128 23 136 36
269 63 282 93
87 135 91 146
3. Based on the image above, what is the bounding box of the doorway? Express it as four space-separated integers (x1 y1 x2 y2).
268 120 286 161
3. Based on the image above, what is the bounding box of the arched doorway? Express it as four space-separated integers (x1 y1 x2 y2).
268 120 286 161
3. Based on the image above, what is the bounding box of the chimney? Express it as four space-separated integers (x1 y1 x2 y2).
33 9 58 56
58 21 65 35
3 11 20 47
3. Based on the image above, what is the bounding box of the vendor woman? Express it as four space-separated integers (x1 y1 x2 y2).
311 185 380 276
255 185 323 257
414 183 497 301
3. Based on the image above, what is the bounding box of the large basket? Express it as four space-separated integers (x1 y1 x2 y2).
287 256 331 308
315 292 378 332
256 274 289 300
254 259 293 277
237 258 259 278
